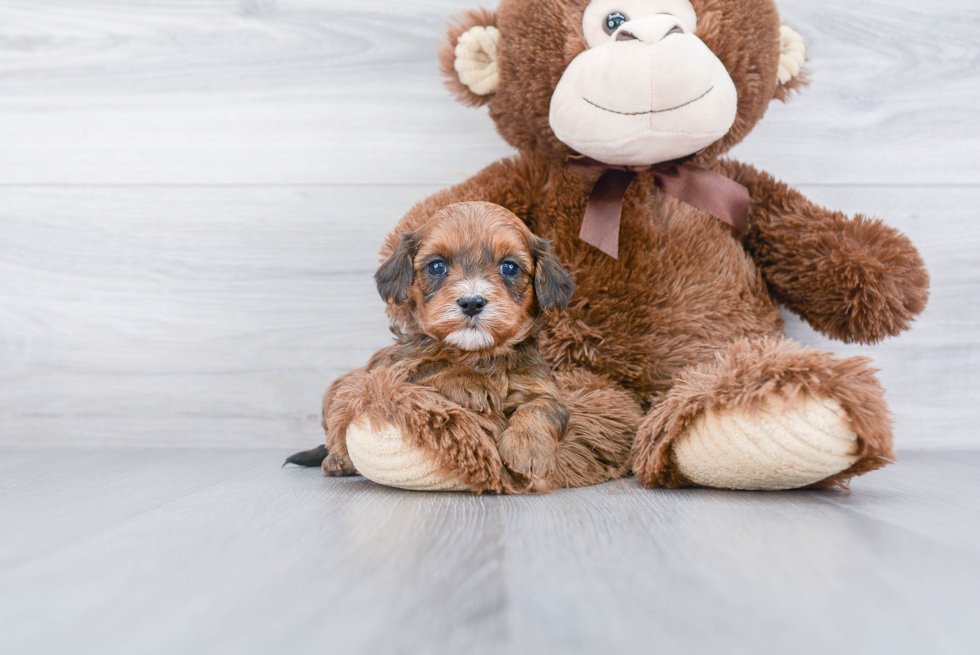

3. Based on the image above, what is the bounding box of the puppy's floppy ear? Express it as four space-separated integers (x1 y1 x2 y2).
375 232 417 304
531 235 575 313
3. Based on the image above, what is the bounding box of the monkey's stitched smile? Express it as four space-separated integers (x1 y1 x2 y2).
584 86 715 116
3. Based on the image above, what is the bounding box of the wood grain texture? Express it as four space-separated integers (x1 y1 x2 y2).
0 0 977 185
1 184 975 449
0 446 978 655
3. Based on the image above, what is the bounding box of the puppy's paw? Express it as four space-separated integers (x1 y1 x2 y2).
498 426 557 480
439 384 499 414
322 451 358 477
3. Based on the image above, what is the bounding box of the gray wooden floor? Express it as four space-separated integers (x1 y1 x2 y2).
2 447 978 655
1 2 979 653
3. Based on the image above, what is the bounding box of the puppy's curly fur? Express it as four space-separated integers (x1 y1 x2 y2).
290 202 642 493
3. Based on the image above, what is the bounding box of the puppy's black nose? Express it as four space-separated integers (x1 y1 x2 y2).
458 295 487 317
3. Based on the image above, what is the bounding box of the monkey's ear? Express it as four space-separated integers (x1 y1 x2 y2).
439 9 499 107
375 232 417 305
774 25 808 102
531 236 575 313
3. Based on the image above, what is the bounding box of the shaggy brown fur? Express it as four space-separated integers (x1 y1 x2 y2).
315 202 641 493
371 0 928 490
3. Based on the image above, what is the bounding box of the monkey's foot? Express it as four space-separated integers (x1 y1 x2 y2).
670 393 860 490
345 418 470 492
632 337 895 490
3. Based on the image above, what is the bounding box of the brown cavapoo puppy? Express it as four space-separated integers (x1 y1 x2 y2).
289 201 618 493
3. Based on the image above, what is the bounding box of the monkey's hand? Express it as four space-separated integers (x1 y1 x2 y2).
722 159 930 344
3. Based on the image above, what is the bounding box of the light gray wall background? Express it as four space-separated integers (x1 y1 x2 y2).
0 0 977 451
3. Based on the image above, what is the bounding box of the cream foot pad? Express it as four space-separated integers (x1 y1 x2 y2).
345 418 470 492
671 393 861 490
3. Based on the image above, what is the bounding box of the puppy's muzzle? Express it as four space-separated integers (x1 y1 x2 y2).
458 294 487 317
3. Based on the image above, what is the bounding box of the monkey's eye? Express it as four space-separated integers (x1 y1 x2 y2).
603 11 629 35
500 261 520 277
427 260 447 276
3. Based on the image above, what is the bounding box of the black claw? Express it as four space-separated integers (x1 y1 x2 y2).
283 444 329 468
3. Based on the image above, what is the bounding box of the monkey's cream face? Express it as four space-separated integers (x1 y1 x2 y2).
549 0 739 166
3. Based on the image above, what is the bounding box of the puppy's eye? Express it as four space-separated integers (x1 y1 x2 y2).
427 260 447 276
499 261 520 277
603 11 629 35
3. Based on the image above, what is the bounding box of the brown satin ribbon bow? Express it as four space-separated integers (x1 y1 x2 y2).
568 154 751 259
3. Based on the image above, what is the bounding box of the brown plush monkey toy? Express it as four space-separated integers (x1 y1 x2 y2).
292 0 929 492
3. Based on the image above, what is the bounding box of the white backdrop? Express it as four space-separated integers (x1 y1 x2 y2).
0 0 977 449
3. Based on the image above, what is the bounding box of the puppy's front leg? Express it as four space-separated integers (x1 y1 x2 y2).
498 394 567 486
430 370 501 415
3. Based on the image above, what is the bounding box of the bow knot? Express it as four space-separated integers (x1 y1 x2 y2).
568 154 751 259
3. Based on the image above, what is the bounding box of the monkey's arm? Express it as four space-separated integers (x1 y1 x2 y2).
720 159 930 344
